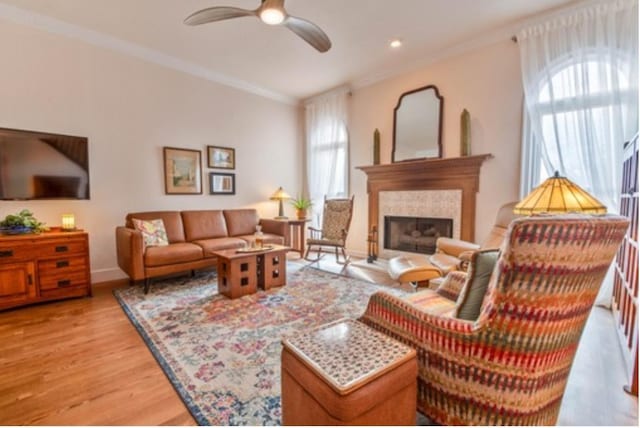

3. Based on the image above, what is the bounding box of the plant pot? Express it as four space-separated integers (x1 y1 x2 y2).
296 209 307 220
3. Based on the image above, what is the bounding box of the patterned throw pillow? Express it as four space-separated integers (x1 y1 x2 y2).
132 218 169 248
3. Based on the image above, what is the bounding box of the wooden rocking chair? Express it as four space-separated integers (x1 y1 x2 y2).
304 196 354 264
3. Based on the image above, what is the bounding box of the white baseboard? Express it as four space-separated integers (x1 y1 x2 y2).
91 267 127 284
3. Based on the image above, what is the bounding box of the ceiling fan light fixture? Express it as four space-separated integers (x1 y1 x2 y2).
260 8 285 25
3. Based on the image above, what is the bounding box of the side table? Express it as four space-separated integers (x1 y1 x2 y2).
276 219 310 257
281 318 417 425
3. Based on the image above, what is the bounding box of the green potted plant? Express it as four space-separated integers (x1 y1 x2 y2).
0 209 48 234
290 196 313 220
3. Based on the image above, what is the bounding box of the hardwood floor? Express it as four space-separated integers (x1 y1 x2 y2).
0 281 195 425
0 256 637 425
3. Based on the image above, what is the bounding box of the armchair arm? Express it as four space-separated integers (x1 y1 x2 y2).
307 226 322 240
436 237 480 257
115 226 145 281
457 250 475 271
259 218 287 237
359 292 476 352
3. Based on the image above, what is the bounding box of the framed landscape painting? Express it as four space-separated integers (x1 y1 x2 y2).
207 146 235 169
210 172 235 195
163 147 202 194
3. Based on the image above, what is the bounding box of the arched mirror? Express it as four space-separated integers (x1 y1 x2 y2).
392 85 443 162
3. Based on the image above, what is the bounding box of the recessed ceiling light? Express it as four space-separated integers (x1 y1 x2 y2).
389 39 403 48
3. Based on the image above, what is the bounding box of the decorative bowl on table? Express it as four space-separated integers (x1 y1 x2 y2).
0 226 34 235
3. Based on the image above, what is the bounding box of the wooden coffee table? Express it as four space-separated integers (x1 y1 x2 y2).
212 244 290 299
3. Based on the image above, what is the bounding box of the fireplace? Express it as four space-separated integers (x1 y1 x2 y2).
384 216 453 255
357 155 492 251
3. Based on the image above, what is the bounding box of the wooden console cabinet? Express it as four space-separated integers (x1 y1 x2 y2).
0 231 91 310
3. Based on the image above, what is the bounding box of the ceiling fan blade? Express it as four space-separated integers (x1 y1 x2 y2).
283 16 331 53
184 7 257 26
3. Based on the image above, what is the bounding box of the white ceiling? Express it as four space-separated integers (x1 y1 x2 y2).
0 0 578 102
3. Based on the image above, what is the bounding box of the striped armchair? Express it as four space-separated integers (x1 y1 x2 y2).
360 214 629 425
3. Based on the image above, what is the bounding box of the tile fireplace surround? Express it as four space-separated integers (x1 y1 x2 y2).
357 154 492 256
379 190 461 258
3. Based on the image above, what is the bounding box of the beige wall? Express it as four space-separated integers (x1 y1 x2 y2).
0 21 302 281
348 40 523 254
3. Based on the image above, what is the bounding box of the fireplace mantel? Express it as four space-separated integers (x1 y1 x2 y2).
356 154 492 243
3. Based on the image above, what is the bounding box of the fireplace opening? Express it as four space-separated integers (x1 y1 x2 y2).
384 216 453 255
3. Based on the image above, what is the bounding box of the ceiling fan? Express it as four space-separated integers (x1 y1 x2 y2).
184 0 332 53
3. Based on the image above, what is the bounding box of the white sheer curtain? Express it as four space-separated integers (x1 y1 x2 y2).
518 0 638 307
518 0 638 210
305 89 350 227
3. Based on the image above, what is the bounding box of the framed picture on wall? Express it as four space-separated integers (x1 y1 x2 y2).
207 146 235 169
210 172 235 195
163 147 202 194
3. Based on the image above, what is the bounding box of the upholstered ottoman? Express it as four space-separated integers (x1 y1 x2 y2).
388 254 442 286
281 319 417 426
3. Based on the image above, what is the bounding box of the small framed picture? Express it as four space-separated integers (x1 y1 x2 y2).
163 147 202 195
209 172 235 195
207 146 235 169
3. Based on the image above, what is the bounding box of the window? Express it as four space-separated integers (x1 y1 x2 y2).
308 121 348 199
523 54 636 211
305 90 350 226
517 0 638 212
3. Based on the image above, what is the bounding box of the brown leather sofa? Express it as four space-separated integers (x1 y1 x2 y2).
116 209 286 293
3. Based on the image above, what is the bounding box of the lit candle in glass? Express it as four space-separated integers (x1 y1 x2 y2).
61 214 75 231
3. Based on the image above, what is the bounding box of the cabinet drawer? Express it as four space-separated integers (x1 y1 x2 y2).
38 269 88 291
0 238 86 262
36 239 87 258
38 256 88 274
0 244 34 262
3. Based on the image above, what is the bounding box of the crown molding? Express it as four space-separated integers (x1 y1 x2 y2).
0 2 298 106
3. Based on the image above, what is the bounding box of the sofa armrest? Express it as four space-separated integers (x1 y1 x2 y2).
115 226 145 281
259 219 287 237
435 237 480 257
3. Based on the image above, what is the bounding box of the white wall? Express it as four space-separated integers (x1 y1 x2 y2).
348 40 523 254
0 20 303 282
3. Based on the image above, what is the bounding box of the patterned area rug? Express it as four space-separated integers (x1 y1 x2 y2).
114 266 406 426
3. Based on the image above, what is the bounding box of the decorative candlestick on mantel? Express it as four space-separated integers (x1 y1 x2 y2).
373 129 381 165
460 109 471 156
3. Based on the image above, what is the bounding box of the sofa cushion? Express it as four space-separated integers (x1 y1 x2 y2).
193 237 246 257
455 250 499 321
224 209 260 237
132 218 169 248
144 242 203 267
182 210 228 241
236 234 285 246
127 211 185 243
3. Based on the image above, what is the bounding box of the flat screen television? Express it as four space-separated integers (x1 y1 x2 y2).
0 127 90 200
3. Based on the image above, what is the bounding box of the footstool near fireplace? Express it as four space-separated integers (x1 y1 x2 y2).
281 318 417 425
